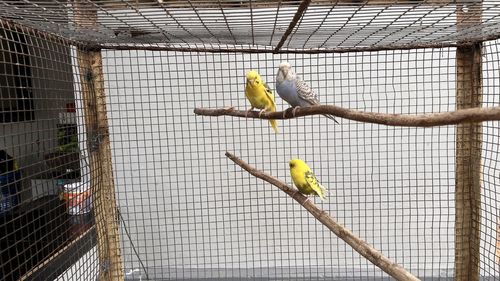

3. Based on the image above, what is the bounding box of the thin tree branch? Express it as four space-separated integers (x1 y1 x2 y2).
225 151 420 281
274 0 312 52
194 106 500 127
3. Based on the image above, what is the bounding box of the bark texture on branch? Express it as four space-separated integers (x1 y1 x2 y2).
225 152 420 281
194 106 500 127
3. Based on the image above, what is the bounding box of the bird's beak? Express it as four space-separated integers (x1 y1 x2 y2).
246 78 255 85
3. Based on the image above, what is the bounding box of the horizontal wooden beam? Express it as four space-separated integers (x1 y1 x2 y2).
20 227 97 281
92 0 459 10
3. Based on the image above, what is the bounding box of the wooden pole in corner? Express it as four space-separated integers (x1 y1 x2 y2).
455 3 483 281
75 1 124 281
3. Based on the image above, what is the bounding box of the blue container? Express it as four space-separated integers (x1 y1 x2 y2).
0 150 21 215
0 170 21 215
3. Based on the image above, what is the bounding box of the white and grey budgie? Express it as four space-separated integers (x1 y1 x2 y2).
276 62 339 123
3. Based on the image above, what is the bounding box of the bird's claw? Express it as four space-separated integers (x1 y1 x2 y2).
292 189 311 206
292 106 300 117
258 109 266 118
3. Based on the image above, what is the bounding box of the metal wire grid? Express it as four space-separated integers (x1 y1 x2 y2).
1 0 500 51
0 23 97 280
480 39 500 279
0 8 498 281
101 47 465 280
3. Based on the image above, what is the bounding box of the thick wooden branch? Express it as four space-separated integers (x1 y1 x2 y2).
225 152 420 281
194 106 500 127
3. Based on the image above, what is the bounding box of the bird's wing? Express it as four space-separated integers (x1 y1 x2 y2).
295 76 320 105
263 81 275 102
305 171 327 200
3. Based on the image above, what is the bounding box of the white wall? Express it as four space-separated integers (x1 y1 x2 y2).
100 47 500 279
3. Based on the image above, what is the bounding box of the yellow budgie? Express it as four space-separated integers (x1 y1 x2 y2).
289 159 327 201
245 70 278 133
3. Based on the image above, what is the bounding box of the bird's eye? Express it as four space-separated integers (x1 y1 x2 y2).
256 81 260 84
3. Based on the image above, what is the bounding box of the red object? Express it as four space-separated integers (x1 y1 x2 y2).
66 103 76 112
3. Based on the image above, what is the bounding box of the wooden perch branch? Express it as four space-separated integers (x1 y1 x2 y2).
195 106 500 127
225 152 420 281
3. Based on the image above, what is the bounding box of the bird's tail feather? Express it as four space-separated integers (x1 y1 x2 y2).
323 114 339 124
270 120 278 133
318 185 328 201
269 102 278 133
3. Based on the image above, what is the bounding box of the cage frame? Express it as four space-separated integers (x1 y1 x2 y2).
0 0 498 280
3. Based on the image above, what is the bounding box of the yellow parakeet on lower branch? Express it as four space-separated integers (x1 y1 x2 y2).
289 159 327 201
245 70 278 133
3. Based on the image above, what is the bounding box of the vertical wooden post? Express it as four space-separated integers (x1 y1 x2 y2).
75 2 124 281
455 3 483 281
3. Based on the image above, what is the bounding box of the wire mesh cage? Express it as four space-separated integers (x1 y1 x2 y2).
0 0 499 281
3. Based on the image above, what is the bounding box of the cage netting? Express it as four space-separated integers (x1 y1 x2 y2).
0 1 499 281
